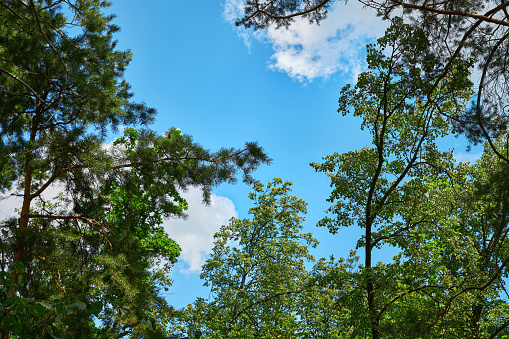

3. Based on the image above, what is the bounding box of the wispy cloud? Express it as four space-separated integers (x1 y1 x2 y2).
163 188 237 273
223 0 388 82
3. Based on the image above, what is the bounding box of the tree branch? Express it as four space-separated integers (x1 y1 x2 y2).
390 1 509 28
0 67 45 103
28 214 113 254
254 0 333 21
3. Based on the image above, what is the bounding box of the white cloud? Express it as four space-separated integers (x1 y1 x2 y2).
163 188 237 274
223 0 259 51
223 0 244 23
223 0 388 82
0 184 66 221
454 151 482 164
1 184 237 275
0 193 23 220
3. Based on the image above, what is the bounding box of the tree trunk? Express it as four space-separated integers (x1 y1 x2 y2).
4 109 40 339
365 217 380 339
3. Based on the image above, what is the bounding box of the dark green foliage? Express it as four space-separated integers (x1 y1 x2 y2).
0 262 102 338
0 1 270 337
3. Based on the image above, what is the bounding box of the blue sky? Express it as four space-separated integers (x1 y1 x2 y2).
104 0 481 309
0 0 483 318
0 0 482 312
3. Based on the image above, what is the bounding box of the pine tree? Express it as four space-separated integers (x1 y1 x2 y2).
0 1 269 337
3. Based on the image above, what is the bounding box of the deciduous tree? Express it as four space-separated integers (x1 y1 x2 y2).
171 179 318 338
311 19 472 337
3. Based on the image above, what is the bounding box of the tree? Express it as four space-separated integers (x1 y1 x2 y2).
389 138 509 338
171 179 318 338
311 19 473 337
0 1 270 337
235 0 509 153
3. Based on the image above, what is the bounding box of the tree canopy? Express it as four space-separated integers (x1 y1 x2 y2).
0 1 269 337
4 0 509 338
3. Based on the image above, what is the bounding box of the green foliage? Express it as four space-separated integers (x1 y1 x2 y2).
0 1 270 337
313 18 471 243
0 262 102 338
304 18 509 339
171 179 318 338
309 19 490 338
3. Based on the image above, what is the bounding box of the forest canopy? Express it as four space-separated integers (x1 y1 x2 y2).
2 0 509 338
